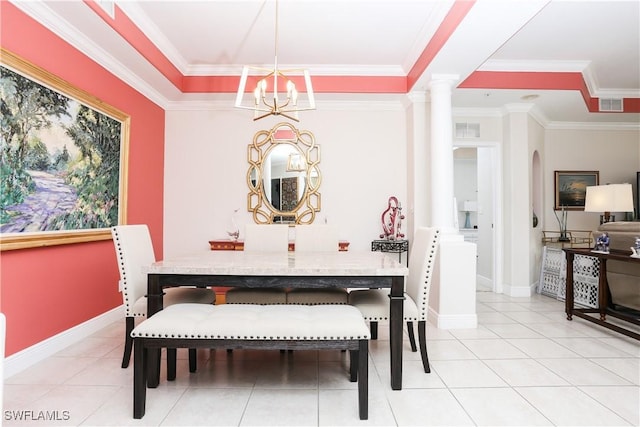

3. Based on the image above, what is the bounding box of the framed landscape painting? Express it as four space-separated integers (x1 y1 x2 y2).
0 49 130 250
554 170 599 210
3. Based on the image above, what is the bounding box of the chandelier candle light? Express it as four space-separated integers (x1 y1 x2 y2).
235 0 315 121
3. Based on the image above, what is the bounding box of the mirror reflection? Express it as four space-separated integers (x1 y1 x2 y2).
263 144 305 212
247 122 321 224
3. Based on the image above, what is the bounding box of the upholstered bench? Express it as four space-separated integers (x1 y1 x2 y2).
131 303 370 420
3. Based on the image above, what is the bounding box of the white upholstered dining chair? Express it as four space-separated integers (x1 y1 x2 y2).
348 227 440 373
293 224 339 252
286 224 349 304
224 223 289 304
111 224 216 368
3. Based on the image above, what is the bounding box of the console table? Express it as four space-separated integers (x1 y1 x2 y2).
371 239 409 266
543 230 592 248
563 248 640 340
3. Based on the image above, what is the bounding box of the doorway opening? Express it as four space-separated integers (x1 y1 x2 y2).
453 142 503 293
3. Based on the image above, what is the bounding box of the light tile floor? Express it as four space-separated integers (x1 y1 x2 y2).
4 292 639 426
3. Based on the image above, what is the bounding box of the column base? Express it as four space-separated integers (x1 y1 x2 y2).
428 239 478 329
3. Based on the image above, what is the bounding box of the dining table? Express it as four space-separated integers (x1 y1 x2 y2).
144 250 409 390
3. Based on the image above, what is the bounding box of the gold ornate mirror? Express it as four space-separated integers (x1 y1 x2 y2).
247 122 321 224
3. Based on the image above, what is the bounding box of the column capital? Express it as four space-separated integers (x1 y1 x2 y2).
428 74 460 89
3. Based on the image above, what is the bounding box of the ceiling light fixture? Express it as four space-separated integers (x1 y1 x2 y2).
286 153 306 172
234 0 315 122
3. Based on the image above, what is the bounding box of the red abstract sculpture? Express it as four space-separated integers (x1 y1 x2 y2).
380 196 405 240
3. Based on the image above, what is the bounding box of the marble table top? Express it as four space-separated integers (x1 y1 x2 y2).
144 250 408 277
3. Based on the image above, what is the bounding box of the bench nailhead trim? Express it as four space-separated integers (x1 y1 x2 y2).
131 304 371 341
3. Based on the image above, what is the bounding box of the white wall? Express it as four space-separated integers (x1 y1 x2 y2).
502 108 537 296
163 100 407 257
543 129 640 233
406 93 431 241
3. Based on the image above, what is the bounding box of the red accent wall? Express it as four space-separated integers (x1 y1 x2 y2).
0 3 165 357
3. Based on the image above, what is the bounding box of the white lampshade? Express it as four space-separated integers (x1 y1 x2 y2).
462 201 478 212
584 184 634 213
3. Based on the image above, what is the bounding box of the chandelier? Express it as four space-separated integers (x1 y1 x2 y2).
234 0 315 122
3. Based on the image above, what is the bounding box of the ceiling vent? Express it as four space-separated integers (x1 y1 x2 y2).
455 122 480 138
599 98 623 112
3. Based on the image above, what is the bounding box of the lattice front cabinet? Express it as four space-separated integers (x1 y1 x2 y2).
539 247 566 298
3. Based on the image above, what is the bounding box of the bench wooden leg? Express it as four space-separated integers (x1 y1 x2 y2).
133 339 147 419
189 349 197 372
133 338 369 420
167 348 177 381
167 349 198 380
147 349 161 388
358 339 368 420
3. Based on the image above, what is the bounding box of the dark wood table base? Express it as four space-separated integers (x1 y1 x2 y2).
564 248 640 341
147 273 406 390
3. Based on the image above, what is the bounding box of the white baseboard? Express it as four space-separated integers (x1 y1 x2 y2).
428 307 478 329
4 306 123 379
503 283 534 298
476 274 493 289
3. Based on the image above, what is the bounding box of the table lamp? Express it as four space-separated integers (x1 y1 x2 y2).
461 200 477 229
584 183 634 224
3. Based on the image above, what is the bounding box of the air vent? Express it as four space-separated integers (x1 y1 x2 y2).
455 122 480 138
599 98 623 112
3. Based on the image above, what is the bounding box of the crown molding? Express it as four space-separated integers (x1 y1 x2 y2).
10 3 639 128
117 1 190 74
481 59 639 100
401 0 455 73
184 64 407 77
164 97 405 112
11 0 171 109
545 121 640 131
480 59 589 73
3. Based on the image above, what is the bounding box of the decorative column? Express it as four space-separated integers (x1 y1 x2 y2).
427 74 477 330
429 75 458 234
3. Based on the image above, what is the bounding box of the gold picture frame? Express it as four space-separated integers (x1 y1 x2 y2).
0 49 130 250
